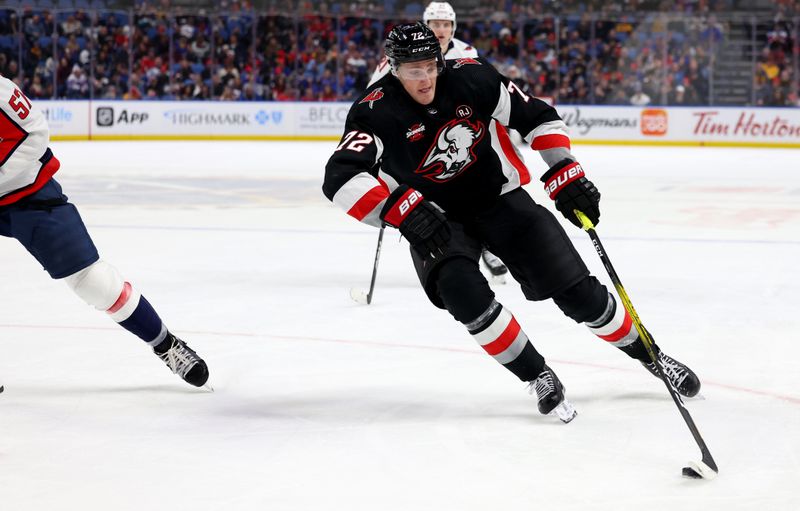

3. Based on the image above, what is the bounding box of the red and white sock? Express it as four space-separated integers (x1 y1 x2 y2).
465 301 545 381
585 293 638 347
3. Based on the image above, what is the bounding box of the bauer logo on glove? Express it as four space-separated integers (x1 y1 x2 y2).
541 159 601 229
543 162 585 199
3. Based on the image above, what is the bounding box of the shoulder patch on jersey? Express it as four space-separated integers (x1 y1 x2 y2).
360 88 384 109
453 58 481 69
415 118 485 182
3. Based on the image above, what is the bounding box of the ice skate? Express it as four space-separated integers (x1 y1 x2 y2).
528 365 577 423
481 249 508 283
641 350 700 398
154 333 210 388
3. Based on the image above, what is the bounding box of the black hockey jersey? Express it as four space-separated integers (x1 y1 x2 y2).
323 57 572 226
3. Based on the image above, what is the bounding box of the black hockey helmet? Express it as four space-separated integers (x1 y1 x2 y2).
384 22 444 76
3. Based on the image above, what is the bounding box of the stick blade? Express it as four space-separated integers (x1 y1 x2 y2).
349 288 370 305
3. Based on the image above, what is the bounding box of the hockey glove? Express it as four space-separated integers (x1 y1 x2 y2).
380 185 451 257
541 158 601 228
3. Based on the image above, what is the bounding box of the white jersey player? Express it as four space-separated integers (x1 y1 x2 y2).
369 2 509 279
0 74 209 388
368 1 478 86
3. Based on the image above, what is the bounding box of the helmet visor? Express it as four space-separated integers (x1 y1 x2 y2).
395 58 443 81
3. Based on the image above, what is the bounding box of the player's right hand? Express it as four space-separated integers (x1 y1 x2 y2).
541 158 601 229
380 185 451 257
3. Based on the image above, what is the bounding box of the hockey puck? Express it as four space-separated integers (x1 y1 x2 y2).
682 460 718 480
0 385 4 393
682 466 701 479
349 288 370 305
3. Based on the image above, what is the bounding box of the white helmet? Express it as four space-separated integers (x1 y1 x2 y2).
423 1 457 34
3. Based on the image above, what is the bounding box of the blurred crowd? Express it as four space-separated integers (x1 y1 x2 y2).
0 0 796 106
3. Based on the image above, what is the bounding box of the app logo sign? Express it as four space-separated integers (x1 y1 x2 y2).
96 107 114 127
641 109 668 136
96 107 149 127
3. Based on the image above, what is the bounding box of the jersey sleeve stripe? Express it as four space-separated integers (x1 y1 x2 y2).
531 133 571 151
346 185 389 221
494 122 531 186
527 120 571 150
333 172 387 216
0 151 60 207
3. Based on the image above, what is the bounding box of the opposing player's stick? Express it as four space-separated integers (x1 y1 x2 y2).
350 225 385 305
574 210 718 480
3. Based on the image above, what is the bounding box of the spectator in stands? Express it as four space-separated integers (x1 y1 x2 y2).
320 83 337 101
66 64 88 98
6 2 795 105
101 84 118 99
125 72 143 100
630 82 652 106
191 34 211 61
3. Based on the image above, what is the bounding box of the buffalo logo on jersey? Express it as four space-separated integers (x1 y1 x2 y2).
360 88 384 109
415 118 485 182
406 123 426 142
452 58 481 69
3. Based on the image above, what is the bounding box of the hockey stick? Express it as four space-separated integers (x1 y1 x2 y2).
574 210 718 480
350 225 385 305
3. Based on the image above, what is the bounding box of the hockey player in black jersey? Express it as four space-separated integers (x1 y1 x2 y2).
368 1 509 281
323 23 699 422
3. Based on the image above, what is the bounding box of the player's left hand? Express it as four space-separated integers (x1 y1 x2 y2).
380 185 451 257
541 158 601 228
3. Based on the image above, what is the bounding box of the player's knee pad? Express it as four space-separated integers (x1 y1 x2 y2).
436 257 495 323
552 275 609 323
63 259 127 311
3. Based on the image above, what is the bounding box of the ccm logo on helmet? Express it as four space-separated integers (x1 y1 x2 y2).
399 190 423 215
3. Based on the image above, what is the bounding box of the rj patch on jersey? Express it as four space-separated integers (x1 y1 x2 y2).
415 118 485 182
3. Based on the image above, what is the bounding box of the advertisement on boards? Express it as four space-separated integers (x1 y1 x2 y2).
38 101 89 138
90 101 290 137
40 100 800 147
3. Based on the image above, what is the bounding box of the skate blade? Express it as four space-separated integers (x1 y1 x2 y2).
550 399 577 423
202 383 215 392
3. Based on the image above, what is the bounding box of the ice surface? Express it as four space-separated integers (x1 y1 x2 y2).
1 141 798 510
